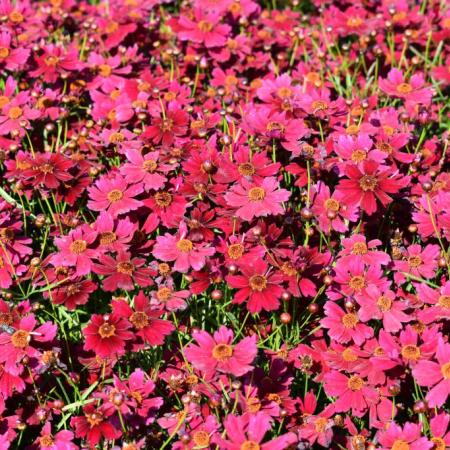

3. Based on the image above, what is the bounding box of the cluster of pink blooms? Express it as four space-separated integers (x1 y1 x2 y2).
0 0 449 448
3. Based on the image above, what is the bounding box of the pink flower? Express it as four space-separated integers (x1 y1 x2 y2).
177 9 231 48
152 223 215 273
0 31 29 70
87 174 143 217
377 422 432 450
35 422 76 450
219 413 296 450
224 177 290 221
0 315 56 371
93 211 135 254
51 225 98 276
379 68 433 104
356 286 410 333
429 413 450 449
184 326 257 377
413 338 450 407
120 149 169 191
226 259 284 313
321 301 373 345
394 244 440 281
93 252 154 291
339 234 390 266
323 370 378 417
417 281 450 324
336 160 409 215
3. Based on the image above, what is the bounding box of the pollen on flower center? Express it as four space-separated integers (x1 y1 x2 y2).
238 162 256 176
117 261 134 275
109 132 124 143
86 412 103 427
70 239 87 254
39 435 54 447
352 242 368 255
98 323 116 338
0 47 9 59
143 159 157 172
342 313 358 329
314 417 328 433
99 64 112 77
156 287 172 301
324 198 340 211
228 243 244 259
377 296 392 312
408 255 422 268
277 86 293 98
154 192 173 207
11 330 30 348
431 437 446 450
347 375 364 391
129 311 149 329
441 362 450 379
349 275 366 291
249 274 267 291
378 142 393 154
39 163 54 174
346 16 363 27
312 100 328 111
192 431 210 447
8 106 23 119
240 440 260 450
267 393 282 404
401 345 421 360
107 189 124 202
212 343 233 361
391 440 410 450
246 397 261 412
342 348 358 362
176 239 193 253
396 83 412 94
45 55 59 66
266 121 284 132
438 295 450 309
99 231 117 245
198 20 213 32
359 175 378 191
248 187 265 201
0 312 13 326
351 149 367 163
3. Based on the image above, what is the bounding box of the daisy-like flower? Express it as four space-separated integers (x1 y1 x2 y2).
112 294 174 348
417 281 450 324
339 235 390 267
184 326 257 378
379 68 433 104
323 370 378 417
429 413 450 450
152 223 215 273
321 301 373 345
176 9 231 48
51 225 98 277
34 422 77 450
120 149 169 191
93 252 154 291
93 211 135 254
0 31 29 71
70 404 121 447
23 152 73 189
336 160 409 215
87 174 143 217
356 286 410 333
219 413 296 450
394 244 440 280
226 259 284 313
0 315 56 371
377 422 432 450
413 338 450 407
224 177 290 221
83 313 133 358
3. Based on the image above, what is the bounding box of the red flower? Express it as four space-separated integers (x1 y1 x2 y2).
93 252 154 291
83 313 133 358
336 160 409 215
227 259 284 313
112 293 174 348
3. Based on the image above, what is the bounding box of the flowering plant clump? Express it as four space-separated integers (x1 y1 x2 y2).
0 0 449 448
